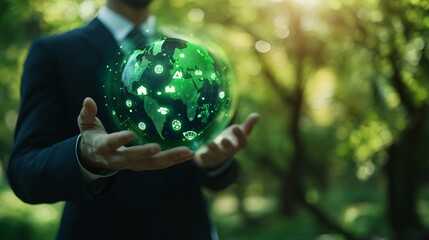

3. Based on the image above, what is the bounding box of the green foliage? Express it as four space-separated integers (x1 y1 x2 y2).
0 166 62 239
1 0 429 239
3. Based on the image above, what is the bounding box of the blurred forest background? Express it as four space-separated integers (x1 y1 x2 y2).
1 0 429 239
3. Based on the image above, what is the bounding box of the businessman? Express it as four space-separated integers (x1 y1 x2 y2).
7 0 260 239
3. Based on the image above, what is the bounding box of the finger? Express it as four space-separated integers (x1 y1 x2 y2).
81 97 98 122
107 143 162 168
97 131 136 153
221 138 236 153
232 126 247 148
158 146 195 161
147 147 195 169
199 143 223 162
117 143 162 162
84 97 97 116
241 113 260 135
196 144 215 162
78 97 98 127
207 142 223 156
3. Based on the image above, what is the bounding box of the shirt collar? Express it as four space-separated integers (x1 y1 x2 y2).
97 6 157 43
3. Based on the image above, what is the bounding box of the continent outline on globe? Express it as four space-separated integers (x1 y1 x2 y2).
103 33 235 150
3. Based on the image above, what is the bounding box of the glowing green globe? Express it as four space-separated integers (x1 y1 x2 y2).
103 35 235 150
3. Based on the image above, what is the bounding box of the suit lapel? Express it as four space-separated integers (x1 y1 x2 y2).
81 18 119 61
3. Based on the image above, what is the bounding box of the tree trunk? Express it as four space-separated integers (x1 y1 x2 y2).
385 112 429 239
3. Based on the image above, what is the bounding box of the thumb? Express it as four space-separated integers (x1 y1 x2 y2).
78 97 98 130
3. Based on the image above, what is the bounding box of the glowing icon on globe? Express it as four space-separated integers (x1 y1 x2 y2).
103 33 236 150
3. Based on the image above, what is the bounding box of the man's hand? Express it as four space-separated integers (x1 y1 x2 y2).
77 97 195 172
195 113 260 170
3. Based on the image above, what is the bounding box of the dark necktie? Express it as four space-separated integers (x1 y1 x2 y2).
122 27 146 52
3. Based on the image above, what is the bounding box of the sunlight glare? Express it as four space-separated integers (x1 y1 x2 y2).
357 162 375 181
244 196 274 213
212 196 238 214
274 16 290 39
343 207 358 223
255 40 272 53
187 8 205 22
306 68 336 126
32 205 59 224
292 0 321 8
79 1 98 22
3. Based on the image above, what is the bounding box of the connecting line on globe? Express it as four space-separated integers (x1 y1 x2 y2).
103 36 234 150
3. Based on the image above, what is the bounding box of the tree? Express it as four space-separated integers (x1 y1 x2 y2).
2 0 429 239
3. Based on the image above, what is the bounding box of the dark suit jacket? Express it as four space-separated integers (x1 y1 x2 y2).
7 18 238 240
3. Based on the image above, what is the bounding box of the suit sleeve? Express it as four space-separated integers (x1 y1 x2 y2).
7 38 97 204
197 157 239 191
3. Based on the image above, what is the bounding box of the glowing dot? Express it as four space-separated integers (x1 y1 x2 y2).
105 37 236 149
172 120 182 131
157 107 169 115
137 86 147 95
154 64 164 74
138 122 146 130
112 110 116 116
219 91 225 99
183 131 197 140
